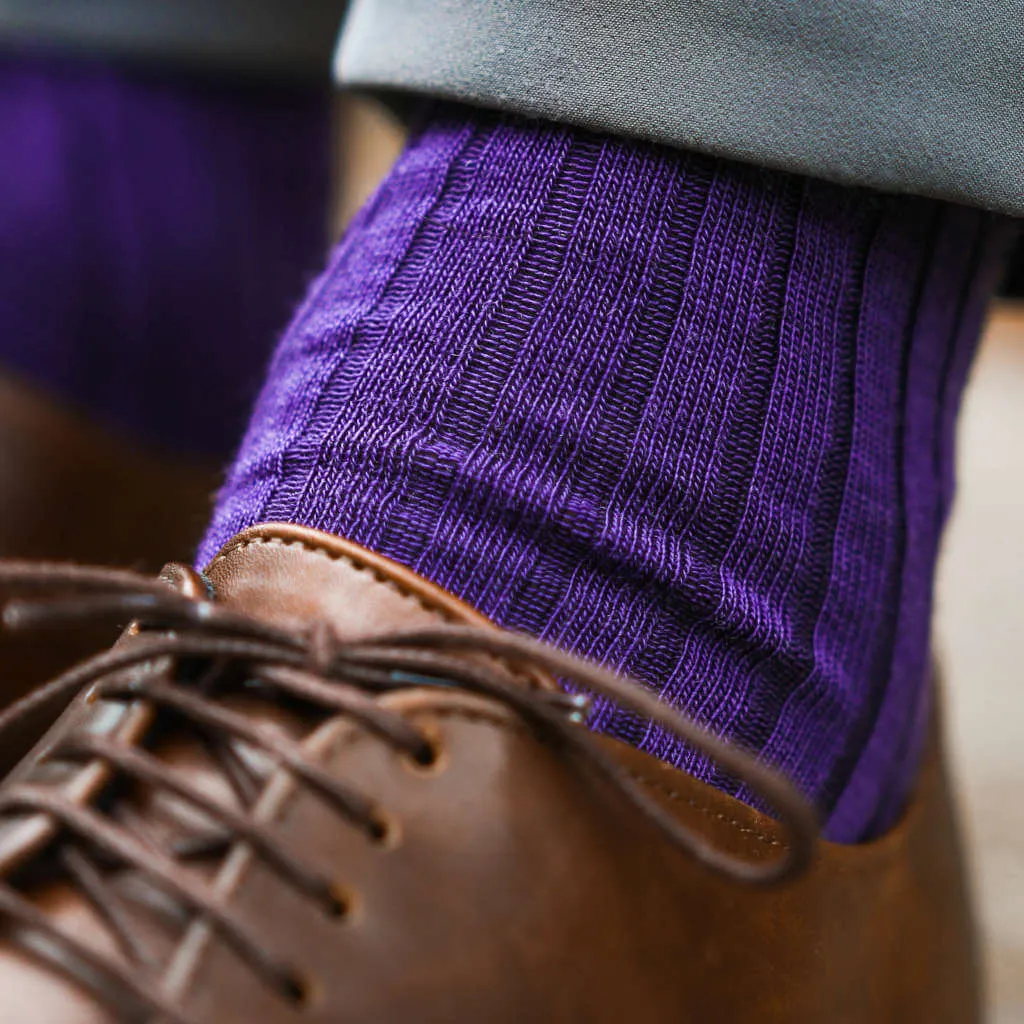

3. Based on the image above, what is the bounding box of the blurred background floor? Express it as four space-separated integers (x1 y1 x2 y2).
938 301 1024 1023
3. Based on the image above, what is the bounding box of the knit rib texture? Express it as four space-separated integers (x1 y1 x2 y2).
200 107 1012 840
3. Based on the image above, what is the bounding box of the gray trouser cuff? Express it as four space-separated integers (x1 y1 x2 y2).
336 0 1024 216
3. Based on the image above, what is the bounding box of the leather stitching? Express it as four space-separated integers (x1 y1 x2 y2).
625 769 787 851
213 535 458 624
215 534 540 690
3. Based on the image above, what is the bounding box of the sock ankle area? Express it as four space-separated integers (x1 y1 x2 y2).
200 105 1014 841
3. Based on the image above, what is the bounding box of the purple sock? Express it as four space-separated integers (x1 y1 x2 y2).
200 106 1013 841
0 49 330 458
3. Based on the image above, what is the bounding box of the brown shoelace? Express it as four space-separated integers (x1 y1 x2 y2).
0 561 818 1023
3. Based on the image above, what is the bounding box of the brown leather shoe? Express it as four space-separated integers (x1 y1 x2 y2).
0 372 218 712
0 523 980 1022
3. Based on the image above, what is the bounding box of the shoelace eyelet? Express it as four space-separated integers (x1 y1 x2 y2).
402 728 447 777
281 968 319 1010
367 810 402 850
325 882 358 922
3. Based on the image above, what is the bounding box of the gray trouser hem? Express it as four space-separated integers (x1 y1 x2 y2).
336 0 1024 216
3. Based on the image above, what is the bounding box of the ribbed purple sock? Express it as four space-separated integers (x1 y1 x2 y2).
199 106 1013 841
0 49 330 458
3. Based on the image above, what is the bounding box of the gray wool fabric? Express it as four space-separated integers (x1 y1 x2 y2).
336 0 1024 217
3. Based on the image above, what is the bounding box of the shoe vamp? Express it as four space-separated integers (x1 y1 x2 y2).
0 693 313 1021
172 691 713 1024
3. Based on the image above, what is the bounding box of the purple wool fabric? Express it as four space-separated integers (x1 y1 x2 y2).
0 49 330 458
200 107 1012 841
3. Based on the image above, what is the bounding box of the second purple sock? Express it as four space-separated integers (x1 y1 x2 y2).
200 106 1011 841
0 50 330 458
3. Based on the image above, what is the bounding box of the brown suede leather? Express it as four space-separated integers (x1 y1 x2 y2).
0 372 218 722
0 523 980 1022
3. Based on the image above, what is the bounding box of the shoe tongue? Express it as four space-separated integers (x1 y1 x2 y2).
199 523 491 640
